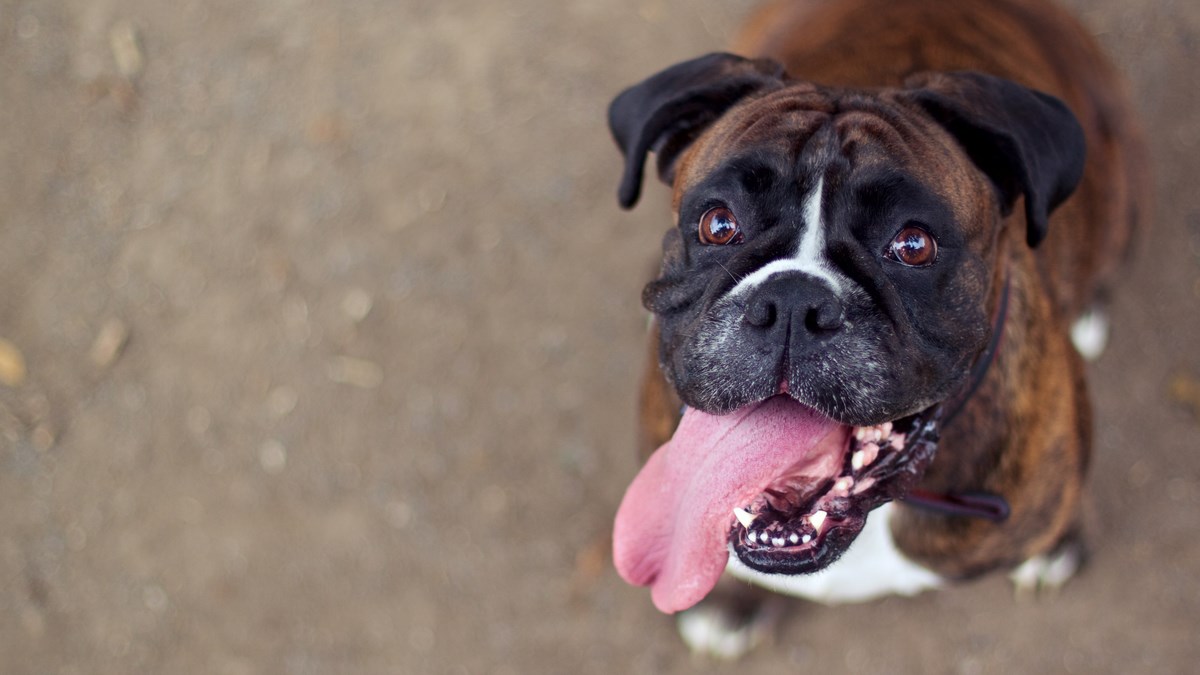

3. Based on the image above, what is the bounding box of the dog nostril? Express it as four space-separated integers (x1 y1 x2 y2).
806 300 845 333
745 296 778 328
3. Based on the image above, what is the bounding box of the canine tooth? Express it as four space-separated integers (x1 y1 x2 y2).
772 537 785 547
851 450 865 471
810 510 827 533
802 534 812 544
789 533 800 544
860 442 880 467
733 507 756 529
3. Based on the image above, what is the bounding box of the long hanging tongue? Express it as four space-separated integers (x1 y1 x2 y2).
612 396 845 613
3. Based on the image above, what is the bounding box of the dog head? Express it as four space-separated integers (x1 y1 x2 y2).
608 53 1085 612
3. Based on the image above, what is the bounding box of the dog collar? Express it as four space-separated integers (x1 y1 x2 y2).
901 274 1012 522
940 274 1012 426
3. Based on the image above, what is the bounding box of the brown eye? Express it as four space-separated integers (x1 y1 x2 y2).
888 225 937 267
698 207 743 245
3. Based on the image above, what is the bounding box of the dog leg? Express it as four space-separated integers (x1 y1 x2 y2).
676 575 784 660
1009 533 1087 598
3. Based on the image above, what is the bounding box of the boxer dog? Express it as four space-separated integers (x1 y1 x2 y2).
608 0 1148 657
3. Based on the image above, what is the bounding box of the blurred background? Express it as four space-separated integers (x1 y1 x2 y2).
1 0 1197 672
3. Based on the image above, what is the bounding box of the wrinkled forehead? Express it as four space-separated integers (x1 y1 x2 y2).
673 86 990 232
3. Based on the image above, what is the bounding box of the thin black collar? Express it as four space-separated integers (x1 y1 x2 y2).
900 274 1013 522
941 274 1012 427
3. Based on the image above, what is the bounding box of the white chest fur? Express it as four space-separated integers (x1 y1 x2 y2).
725 503 943 604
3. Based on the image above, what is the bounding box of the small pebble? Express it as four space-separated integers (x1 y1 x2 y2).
266 385 298 418
341 288 374 323
0 338 27 387
1169 372 1200 419
326 356 383 389
259 439 287 474
109 21 144 78
89 319 129 368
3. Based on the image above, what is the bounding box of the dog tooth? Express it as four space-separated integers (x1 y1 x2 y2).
802 534 812 544
772 537 785 547
733 507 756 529
860 442 880 467
789 533 800 544
891 434 905 450
854 427 867 441
747 531 757 543
834 476 854 492
810 510 827 533
881 421 893 437
851 451 865 471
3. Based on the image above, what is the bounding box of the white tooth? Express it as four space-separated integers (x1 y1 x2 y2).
790 533 800 544
772 537 785 547
733 507 756 529
810 510 827 532
881 421 893 437
855 427 867 441
851 450 865 471
834 476 854 492
802 534 812 544
748 531 757 543
873 428 884 442
859 443 880 467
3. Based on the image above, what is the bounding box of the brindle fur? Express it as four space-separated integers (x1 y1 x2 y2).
636 0 1146 579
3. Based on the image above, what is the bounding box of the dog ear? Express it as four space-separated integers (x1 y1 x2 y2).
609 52 786 209
902 72 1086 247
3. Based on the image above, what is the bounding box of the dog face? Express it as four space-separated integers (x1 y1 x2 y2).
647 88 994 425
612 53 1085 426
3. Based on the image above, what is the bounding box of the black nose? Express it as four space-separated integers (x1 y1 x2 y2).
743 272 845 336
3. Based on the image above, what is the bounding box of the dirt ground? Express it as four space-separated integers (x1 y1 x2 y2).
1 0 1197 673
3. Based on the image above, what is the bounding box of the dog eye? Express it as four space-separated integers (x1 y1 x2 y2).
698 207 744 246
887 224 937 267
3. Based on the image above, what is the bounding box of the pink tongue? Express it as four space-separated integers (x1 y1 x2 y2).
613 396 844 613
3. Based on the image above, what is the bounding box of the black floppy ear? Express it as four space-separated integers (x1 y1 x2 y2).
609 52 786 209
902 72 1086 247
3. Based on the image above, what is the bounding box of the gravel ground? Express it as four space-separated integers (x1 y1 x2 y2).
1 0 1197 673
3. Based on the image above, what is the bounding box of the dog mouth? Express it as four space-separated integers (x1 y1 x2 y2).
728 406 940 574
612 395 941 614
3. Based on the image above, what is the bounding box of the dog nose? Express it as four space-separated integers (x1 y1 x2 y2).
743 272 845 336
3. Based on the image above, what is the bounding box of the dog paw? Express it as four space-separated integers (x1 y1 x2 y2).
1008 541 1083 598
676 591 782 660
1070 308 1109 361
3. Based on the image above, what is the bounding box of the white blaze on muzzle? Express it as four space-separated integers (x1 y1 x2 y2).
727 177 845 301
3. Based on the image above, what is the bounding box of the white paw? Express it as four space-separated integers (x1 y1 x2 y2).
1070 309 1109 361
676 602 775 660
1009 545 1082 597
